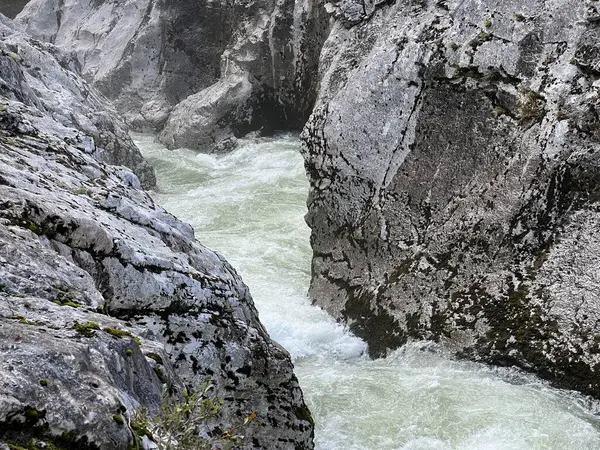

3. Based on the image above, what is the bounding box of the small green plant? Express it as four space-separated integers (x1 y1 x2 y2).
24 222 43 235
11 315 36 325
113 415 125 425
25 409 40 420
105 327 130 338
54 288 80 307
73 321 100 337
39 380 49 387
103 327 141 345
484 18 492 28
517 90 545 124
129 382 256 450
125 348 134 357
146 353 164 364
55 300 80 308
469 32 493 48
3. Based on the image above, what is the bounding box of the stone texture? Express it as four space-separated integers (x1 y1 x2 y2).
0 0 29 19
158 0 329 152
17 0 329 152
0 25 313 450
302 0 600 398
0 98 314 449
0 16 155 188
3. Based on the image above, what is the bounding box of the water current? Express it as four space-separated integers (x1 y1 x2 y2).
132 133 600 450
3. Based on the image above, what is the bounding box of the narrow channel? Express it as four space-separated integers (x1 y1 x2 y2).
133 133 600 450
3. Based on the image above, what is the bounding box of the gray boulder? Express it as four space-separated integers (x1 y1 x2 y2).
17 0 329 152
302 0 600 397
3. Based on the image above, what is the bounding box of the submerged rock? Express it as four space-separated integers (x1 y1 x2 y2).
16 0 328 152
0 17 313 450
302 0 600 397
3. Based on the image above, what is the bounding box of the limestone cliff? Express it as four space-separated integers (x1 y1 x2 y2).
10 0 600 412
302 0 600 397
0 18 313 450
0 14 155 188
16 0 328 152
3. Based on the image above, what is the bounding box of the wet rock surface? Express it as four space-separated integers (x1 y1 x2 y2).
0 18 313 449
302 0 600 397
16 0 328 152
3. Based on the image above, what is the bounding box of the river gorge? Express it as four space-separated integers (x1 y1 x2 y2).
136 133 600 449
3 0 600 448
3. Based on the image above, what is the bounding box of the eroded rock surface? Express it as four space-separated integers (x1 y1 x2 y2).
0 0 28 19
0 16 155 188
0 99 313 449
17 0 328 152
302 0 600 397
0 17 313 450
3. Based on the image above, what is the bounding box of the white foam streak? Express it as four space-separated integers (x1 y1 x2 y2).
133 133 600 450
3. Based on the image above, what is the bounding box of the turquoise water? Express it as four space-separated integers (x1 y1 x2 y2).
134 133 600 450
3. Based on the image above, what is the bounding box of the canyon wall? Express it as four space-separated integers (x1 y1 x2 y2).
0 13 154 188
0 17 313 450
302 0 600 397
17 0 329 152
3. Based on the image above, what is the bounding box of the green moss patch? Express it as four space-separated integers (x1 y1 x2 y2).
73 322 100 338
103 327 141 344
145 353 163 365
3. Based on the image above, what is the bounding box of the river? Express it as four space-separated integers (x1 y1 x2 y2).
132 133 600 450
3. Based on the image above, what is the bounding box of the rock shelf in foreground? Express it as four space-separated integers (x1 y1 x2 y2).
0 17 313 450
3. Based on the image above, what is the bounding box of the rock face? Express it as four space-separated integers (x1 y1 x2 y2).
0 15 155 188
0 18 313 450
16 0 328 152
12 0 600 429
302 0 600 397
0 0 28 19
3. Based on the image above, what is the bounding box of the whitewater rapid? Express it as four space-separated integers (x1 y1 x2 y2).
133 133 600 450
